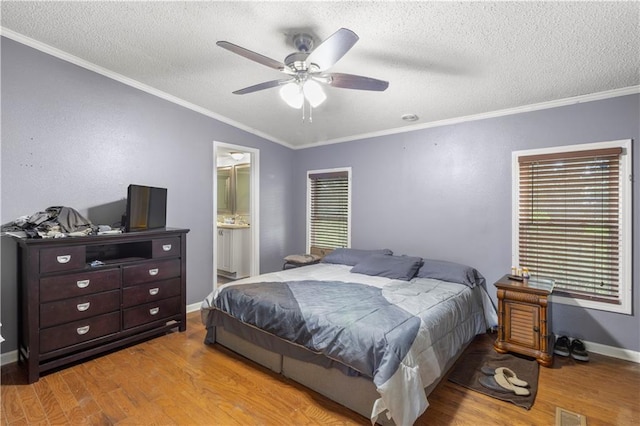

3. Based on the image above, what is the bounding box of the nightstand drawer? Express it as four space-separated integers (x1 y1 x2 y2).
122 278 181 308
40 246 86 273
123 296 180 329
40 312 120 353
40 290 121 327
152 238 180 258
40 268 120 302
122 259 180 286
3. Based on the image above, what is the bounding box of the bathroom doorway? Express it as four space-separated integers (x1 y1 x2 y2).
213 141 260 290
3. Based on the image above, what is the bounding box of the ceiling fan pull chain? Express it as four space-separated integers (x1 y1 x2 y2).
301 98 306 122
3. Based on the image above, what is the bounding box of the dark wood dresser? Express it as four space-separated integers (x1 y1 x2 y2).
493 274 554 367
15 228 189 383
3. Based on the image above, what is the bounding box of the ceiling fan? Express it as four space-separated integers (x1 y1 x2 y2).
217 28 389 112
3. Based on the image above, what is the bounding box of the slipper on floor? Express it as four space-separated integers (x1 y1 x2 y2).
479 375 511 393
480 365 496 376
494 371 530 396
495 367 529 387
480 366 529 387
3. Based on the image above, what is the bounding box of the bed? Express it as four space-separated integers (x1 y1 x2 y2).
201 249 497 425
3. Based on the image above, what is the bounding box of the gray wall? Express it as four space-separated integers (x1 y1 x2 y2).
292 94 640 352
2 36 638 356
1 37 296 353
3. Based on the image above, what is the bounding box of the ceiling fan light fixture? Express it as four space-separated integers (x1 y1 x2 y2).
303 80 326 108
279 83 304 109
219 28 388 117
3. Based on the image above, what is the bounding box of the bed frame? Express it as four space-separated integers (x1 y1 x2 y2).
208 315 472 425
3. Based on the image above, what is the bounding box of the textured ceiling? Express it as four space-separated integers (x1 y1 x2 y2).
2 1 639 148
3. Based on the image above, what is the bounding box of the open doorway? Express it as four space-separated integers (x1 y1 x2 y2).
213 142 260 291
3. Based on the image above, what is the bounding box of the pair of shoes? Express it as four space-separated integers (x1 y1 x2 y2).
554 335 590 361
554 335 571 356
570 339 589 362
478 366 530 396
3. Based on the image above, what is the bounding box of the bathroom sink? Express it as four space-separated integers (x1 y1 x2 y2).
217 222 250 229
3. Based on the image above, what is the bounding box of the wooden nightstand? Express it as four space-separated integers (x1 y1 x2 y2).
493 274 554 367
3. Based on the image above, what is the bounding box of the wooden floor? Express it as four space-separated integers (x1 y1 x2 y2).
2 311 639 425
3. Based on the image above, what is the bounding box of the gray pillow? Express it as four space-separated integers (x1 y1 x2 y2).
321 248 393 266
416 259 485 288
351 254 422 281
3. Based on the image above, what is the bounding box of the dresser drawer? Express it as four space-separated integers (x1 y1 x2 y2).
123 296 180 329
40 268 120 302
152 237 180 258
40 290 120 327
40 246 86 274
122 259 180 287
122 278 181 308
40 311 120 353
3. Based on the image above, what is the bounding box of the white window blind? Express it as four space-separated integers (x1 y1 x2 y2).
308 169 350 252
517 147 625 305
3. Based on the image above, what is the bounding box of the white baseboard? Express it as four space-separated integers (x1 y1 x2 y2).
1 350 18 367
585 340 640 363
186 302 201 313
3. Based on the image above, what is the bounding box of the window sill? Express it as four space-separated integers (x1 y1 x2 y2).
550 294 631 315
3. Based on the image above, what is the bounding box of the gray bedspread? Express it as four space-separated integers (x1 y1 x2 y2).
204 263 495 425
215 280 421 386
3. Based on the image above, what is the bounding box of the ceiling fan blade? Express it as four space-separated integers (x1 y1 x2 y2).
307 28 359 71
232 79 293 95
217 41 287 71
323 73 389 91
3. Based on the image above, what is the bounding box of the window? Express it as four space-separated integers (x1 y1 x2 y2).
512 140 632 314
307 168 351 255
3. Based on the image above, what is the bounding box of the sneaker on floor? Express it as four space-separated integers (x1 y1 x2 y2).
554 335 571 357
570 339 589 362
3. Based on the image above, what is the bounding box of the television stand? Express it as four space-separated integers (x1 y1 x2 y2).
14 228 189 383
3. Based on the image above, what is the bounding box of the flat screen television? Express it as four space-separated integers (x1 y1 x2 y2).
124 184 167 232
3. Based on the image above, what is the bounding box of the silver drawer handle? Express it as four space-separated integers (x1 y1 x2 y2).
149 268 159 276
76 279 90 289
57 255 71 264
76 325 90 335
162 244 172 251
149 307 160 315
149 288 159 296
76 302 91 312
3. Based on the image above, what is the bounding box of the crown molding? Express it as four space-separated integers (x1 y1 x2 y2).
2 28 637 151
0 27 295 150
301 85 640 149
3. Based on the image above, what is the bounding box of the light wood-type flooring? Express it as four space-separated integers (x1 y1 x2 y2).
2 311 639 425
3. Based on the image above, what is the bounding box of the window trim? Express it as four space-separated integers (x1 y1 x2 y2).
512 139 632 314
306 167 352 253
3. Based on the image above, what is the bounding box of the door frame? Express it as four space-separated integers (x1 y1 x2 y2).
213 141 260 291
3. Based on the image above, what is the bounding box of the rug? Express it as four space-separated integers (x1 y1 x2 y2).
447 349 539 410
